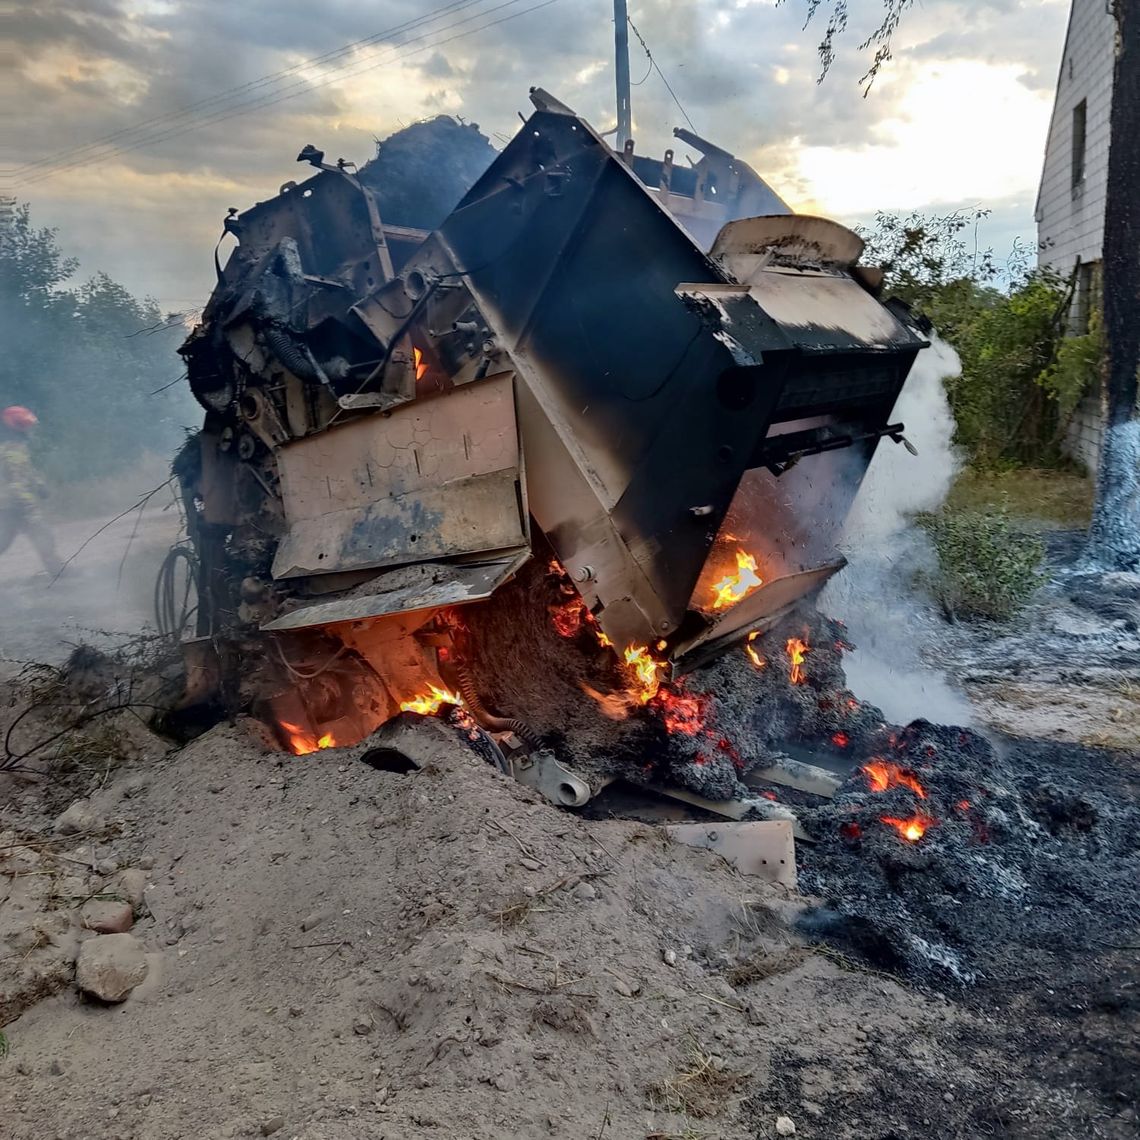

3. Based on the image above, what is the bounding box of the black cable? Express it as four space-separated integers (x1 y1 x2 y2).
627 17 697 133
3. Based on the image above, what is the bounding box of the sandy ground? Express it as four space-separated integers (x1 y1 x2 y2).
0 524 1137 1139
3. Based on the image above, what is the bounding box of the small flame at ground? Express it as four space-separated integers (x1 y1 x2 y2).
786 637 808 685
745 631 765 669
280 721 337 756
413 346 428 380
863 759 927 799
881 814 933 842
711 550 763 610
399 685 462 715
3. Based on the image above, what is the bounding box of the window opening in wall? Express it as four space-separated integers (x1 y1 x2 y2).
1071 99 1087 191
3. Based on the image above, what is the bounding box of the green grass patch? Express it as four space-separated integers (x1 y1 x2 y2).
946 466 1094 530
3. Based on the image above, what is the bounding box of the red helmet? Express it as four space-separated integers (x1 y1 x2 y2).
2 406 38 432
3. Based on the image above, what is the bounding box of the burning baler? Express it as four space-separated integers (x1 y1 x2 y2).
172 89 927 756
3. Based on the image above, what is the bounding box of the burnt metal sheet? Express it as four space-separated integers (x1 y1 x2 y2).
272 373 525 578
674 562 845 666
261 548 530 630
710 215 865 270
665 821 797 888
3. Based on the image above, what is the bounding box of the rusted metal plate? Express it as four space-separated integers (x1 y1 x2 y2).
272 373 524 578
666 820 797 888
261 548 530 631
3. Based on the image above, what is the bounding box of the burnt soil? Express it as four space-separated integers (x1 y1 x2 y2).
1 561 1139 1137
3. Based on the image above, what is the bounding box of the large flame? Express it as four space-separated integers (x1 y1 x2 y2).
399 685 462 715
786 637 808 685
881 814 933 842
710 550 763 611
863 759 927 799
280 720 337 756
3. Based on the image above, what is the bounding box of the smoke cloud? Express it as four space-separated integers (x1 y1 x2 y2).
820 335 975 725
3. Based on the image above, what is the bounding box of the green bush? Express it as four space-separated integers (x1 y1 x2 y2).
920 505 1047 621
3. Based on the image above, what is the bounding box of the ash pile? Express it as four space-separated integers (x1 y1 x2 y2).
470 578 1140 991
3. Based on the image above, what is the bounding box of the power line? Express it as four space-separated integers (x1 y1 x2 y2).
10 0 563 189
0 0 491 180
627 16 697 134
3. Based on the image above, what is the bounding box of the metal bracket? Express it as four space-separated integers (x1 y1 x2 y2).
509 749 598 808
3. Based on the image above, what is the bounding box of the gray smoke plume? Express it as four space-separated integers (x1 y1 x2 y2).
820 335 975 725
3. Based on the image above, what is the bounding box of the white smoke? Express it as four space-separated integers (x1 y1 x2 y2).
820 335 975 726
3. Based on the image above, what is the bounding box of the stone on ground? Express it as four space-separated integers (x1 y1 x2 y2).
75 933 148 1002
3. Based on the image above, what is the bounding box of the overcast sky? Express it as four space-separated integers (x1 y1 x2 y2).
0 0 1070 311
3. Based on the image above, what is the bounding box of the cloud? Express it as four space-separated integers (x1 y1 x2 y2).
0 0 1070 306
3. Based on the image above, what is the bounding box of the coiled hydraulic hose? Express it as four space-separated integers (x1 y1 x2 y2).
453 659 541 749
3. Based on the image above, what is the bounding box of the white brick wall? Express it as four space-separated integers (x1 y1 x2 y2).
1035 0 1117 274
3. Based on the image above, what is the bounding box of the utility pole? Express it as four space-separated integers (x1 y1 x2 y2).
614 0 632 149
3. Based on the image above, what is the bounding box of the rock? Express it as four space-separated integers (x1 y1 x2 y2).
800 1100 824 1118
518 857 542 871
115 869 148 910
75 934 149 1002
260 1117 285 1136
353 1016 373 1036
301 907 334 932
53 800 100 836
81 901 134 934
662 947 677 967
137 855 156 871
491 1071 517 1092
775 1116 796 1136
573 881 596 901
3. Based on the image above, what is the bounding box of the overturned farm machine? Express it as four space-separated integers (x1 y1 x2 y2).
169 89 927 772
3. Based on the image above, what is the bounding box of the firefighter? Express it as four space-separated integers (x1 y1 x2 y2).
0 406 63 577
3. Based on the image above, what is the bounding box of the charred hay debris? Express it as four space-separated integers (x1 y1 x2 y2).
461 574 1140 990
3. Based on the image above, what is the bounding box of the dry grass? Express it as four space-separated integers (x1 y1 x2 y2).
725 947 806 988
650 1039 745 1119
946 465 1094 529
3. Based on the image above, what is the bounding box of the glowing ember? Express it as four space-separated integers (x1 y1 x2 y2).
881 814 933 842
650 686 707 736
399 685 462 716
280 721 337 756
711 550 763 610
623 644 664 704
832 731 850 748
862 760 927 799
786 637 808 685
551 597 588 638
745 630 765 669
413 346 428 380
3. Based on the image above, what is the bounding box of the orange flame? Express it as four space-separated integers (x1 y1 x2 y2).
399 685 462 715
745 631 765 669
786 637 808 685
623 644 664 704
862 760 926 799
881 815 933 842
280 721 337 756
413 346 428 380
711 550 764 610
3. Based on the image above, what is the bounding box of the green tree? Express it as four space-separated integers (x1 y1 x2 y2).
0 204 193 485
